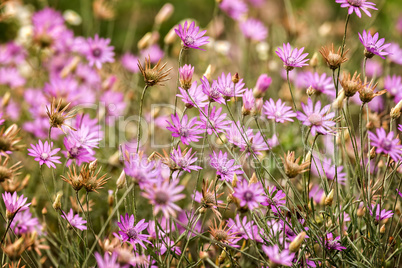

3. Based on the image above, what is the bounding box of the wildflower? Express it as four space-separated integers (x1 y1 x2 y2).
179 64 194 90
319 44 349 70
83 34 114 69
200 179 225 218
386 43 402 65
339 0 377 16
11 210 40 235
242 89 255 115
233 179 265 210
63 136 95 166
46 98 76 133
324 233 346 251
209 219 239 246
239 131 270 155
341 71 364 97
219 0 248 20
28 140 61 169
311 156 347 185
304 72 335 97
358 30 391 59
61 165 83 191
114 214 151 250
209 150 243 182
297 98 336 136
0 67 26 89
170 147 202 173
121 53 140 73
276 43 309 71
253 74 272 98
2 192 30 219
261 186 286 214
124 152 160 187
369 128 402 162
100 90 127 125
155 3 174 25
177 81 208 108
95 252 129 268
216 72 246 99
0 124 22 155
225 122 253 148
166 114 204 145
140 44 164 64
174 21 209 50
200 76 225 104
138 56 172 86
239 18 268 42
0 155 22 183
199 105 230 135
282 151 310 178
80 164 110 193
263 98 297 123
262 245 295 267
227 215 263 242
61 208 87 230
142 179 185 218
384 75 402 97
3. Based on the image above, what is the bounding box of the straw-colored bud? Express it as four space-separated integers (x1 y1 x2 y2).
332 90 345 109
325 189 334 206
42 207 48 215
203 65 213 82
63 10 82 25
2 92 11 107
390 99 402 119
60 56 80 78
289 231 306 252
380 224 386 234
218 249 226 264
199 251 209 260
138 32 153 50
370 147 376 159
89 159 98 172
249 172 258 185
305 151 311 162
52 193 63 210
307 86 316 97
22 174 30 189
232 173 238 188
164 27 177 45
357 207 366 217
232 73 240 84
108 190 114 207
31 197 37 207
116 170 126 189
108 151 120 166
155 3 174 25
310 52 319 68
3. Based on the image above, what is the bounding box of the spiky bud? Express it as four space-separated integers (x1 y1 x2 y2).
116 170 126 189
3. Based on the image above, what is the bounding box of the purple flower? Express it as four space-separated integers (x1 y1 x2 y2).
384 75 402 97
336 0 377 18
262 245 295 267
365 59 383 78
219 0 248 20
43 76 79 105
242 89 255 115
28 140 62 168
11 210 41 235
174 21 209 50
199 105 230 135
225 122 253 148
358 30 391 59
166 114 204 145
124 153 161 188
216 72 246 99
297 98 335 136
311 156 347 185
142 179 185 218
61 208 87 230
200 76 225 104
0 112 4 126
95 252 129 268
100 90 126 125
209 150 243 182
233 179 265 210
369 128 402 162
177 81 208 108
396 189 402 199
114 214 151 250
386 43 402 65
227 215 263 242
63 136 95 166
84 34 115 69
261 186 286 214
263 98 297 123
239 131 269 155
179 64 194 89
253 74 272 98
304 72 335 97
140 44 164 63
121 53 140 73
239 18 268 42
0 67 26 89
324 233 346 251
276 43 309 71
170 147 202 173
2 192 31 218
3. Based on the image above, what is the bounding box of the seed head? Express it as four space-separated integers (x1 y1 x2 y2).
341 71 364 98
46 98 76 133
138 56 172 87
319 44 349 70
282 151 310 178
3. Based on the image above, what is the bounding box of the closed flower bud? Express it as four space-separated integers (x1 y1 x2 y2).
390 99 402 119
306 86 316 97
52 193 63 210
108 190 114 207
218 249 226 264
138 32 153 50
116 170 126 189
253 74 272 98
357 207 366 217
203 64 213 82
232 73 240 84
2 92 11 107
289 231 306 252
249 172 258 185
179 64 194 90
164 27 177 45
332 90 345 109
42 207 48 215
155 3 174 25
199 251 209 260
370 147 376 159
60 56 80 78
325 189 334 206
252 98 263 117
63 10 82 25
232 173 238 188
380 224 386 234
32 197 37 207
310 52 319 68
89 159 98 172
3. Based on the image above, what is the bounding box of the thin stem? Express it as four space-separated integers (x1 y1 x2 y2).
363 57 368 81
136 85 149 153
336 14 350 90
286 70 297 111
174 48 185 116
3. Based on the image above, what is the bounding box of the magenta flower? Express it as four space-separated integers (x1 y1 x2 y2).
311 156 347 185
227 215 263 242
179 64 194 89
310 185 325 204
239 131 269 155
100 90 126 125
276 43 309 71
242 89 255 115
225 122 253 148
304 72 335 97
200 76 225 104
121 53 140 73
140 44 164 63
209 150 243 182
95 252 129 268
358 30 391 59
63 136 96 166
216 72 246 99
0 67 26 89
61 208 87 230
199 105 230 135
0 112 4 126
177 81 208 108
2 192 31 218
219 0 248 20
253 74 272 98
11 210 41 235
84 34 115 69
386 43 402 65
166 114 204 145
28 140 62 168
263 98 297 123
124 153 160 188
170 147 202 173
261 186 286 214
324 233 346 251
365 59 383 78
369 127 402 162
370 204 393 222
233 179 265 210
384 75 402 97
174 21 209 50
114 214 151 250
43 76 79 105
239 18 268 42
336 0 377 18
297 98 335 136
262 245 295 267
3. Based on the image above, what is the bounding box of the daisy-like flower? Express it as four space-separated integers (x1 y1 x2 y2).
219 0 248 20
311 156 347 185
138 56 172 86
84 34 115 69
198 178 225 219
61 208 87 230
177 81 208 108
11 210 40 235
253 74 272 98
319 44 349 70
199 105 230 135
386 43 402 65
95 252 129 268
174 21 209 50
28 140 62 169
304 72 335 97
239 18 268 42
384 75 402 97
242 89 255 115
209 150 243 182
114 214 151 250
261 186 286 214
124 152 161 188
233 179 265 210
324 233 346 251
216 72 246 99
310 185 325 204
2 191 30 219
0 67 26 89
142 179 185 218
296 98 336 136
336 0 377 18
369 128 402 162
263 98 297 123
170 147 202 173
209 219 240 246
358 30 391 59
227 215 263 242
200 76 225 104
276 43 309 71
0 112 4 126
262 245 295 267
121 53 140 73
166 114 204 145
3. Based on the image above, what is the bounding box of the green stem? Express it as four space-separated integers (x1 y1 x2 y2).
136 85 149 153
286 70 297 111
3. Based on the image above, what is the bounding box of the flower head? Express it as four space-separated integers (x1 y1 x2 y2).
199 105 230 135
262 245 295 267
304 72 335 97
336 0 377 18
121 53 140 73
0 155 22 183
358 30 391 59
170 147 202 173
0 124 22 156
95 252 129 268
233 179 265 210
177 81 208 108
114 214 151 250
369 128 402 162
341 71 364 97
138 56 172 87
200 76 225 104
253 74 272 98
227 215 263 242
219 0 248 20
319 44 349 70
2 192 30 219
261 186 286 214
209 219 240 246
46 98 77 133
174 21 209 50
239 18 268 42
384 75 402 97
209 150 243 182
370 204 394 222
200 178 225 218
179 64 194 90
124 152 161 188
166 114 204 145
28 140 61 168
84 34 114 69
297 98 335 136
282 151 310 178
263 98 297 123
324 233 346 251
61 208 87 230
276 43 309 71
216 72 246 99
11 210 40 235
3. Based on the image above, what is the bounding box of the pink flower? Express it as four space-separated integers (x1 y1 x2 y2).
174 21 209 50
28 140 62 168
276 43 309 71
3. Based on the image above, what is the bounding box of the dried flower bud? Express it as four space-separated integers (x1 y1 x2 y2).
138 56 172 87
108 151 120 166
2 92 11 107
89 159 98 172
52 193 63 210
341 71 363 98
282 151 310 178
164 27 177 45
319 44 349 70
357 207 366 217
370 147 376 159
253 74 272 98
42 207 48 215
116 170 126 189
138 32 153 50
155 3 174 25
306 86 316 97
310 52 319 68
358 79 385 104
332 90 345 109
252 98 263 117
325 189 334 206
32 197 37 207
249 173 258 185
63 10 82 25
218 249 226 264
199 251 209 260
232 73 240 84
390 99 402 119
232 173 238 188
60 56 80 78
380 224 386 234
289 231 306 252
108 190 114 207
203 64 213 82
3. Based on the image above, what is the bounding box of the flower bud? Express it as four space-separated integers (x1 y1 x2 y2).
306 86 316 97
332 90 345 109
253 74 272 98
390 99 402 119
325 189 334 206
252 98 263 117
60 56 80 78
52 193 63 210
138 32 153 50
116 170 126 189
289 231 306 252
179 64 194 90
310 52 319 68
2 92 11 107
42 207 48 215
32 197 37 207
232 73 240 84
108 190 114 207
249 173 258 185
380 224 386 234
218 249 226 264
89 159 98 172
203 64 213 82
232 173 238 188
63 10 82 25
370 147 376 159
155 3 174 25
199 251 209 260
164 27 177 45
357 207 366 217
